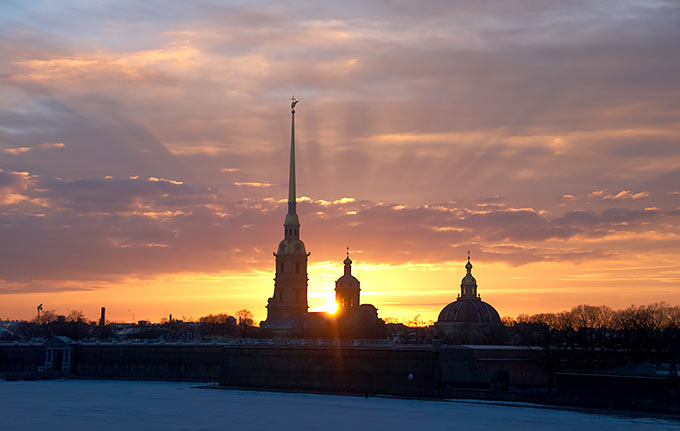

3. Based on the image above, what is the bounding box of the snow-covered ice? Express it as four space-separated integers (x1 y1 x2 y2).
0 380 677 430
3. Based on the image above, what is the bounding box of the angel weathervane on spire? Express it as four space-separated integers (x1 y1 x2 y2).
291 96 299 112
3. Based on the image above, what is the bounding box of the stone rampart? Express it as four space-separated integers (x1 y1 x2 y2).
1 342 545 393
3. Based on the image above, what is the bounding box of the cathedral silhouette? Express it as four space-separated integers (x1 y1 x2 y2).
260 99 384 337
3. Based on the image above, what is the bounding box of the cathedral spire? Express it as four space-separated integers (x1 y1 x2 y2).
288 96 298 215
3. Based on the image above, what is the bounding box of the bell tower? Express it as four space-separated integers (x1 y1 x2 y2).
335 248 361 315
263 98 310 326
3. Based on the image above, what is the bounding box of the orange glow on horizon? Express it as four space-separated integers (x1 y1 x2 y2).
1 251 679 325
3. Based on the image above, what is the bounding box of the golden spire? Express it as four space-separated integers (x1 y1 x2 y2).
288 96 298 215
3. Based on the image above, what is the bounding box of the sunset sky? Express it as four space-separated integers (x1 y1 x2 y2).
1 1 679 324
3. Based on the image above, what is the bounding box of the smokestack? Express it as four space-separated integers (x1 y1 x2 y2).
99 307 106 327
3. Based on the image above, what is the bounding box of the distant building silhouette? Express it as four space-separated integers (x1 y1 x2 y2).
333 251 384 335
335 250 360 315
260 100 384 336
261 99 311 329
435 254 501 340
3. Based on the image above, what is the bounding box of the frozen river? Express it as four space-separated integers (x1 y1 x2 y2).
1 380 676 430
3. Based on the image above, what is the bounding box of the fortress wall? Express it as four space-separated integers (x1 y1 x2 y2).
1 343 547 394
462 346 549 387
73 343 224 381
0 344 44 379
220 346 439 396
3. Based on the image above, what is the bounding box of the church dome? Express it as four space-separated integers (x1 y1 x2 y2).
436 254 501 325
336 274 359 289
437 299 501 324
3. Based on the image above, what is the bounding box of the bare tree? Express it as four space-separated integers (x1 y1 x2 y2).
235 309 253 327
199 313 235 324
33 310 58 324
66 309 86 322
235 309 254 338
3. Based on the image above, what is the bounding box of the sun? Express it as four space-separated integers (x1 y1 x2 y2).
323 301 338 314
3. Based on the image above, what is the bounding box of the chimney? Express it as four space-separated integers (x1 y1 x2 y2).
99 307 106 327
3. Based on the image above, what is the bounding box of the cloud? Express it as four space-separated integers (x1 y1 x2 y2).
3 142 66 155
0 169 32 204
3 147 32 155
39 142 65 149
602 190 650 200
0 169 31 193
233 182 274 188
588 190 651 201
1 169 677 289
317 197 356 206
147 176 183 185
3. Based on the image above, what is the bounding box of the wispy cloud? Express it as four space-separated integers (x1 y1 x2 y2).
3 142 65 155
40 142 65 149
3 147 32 155
148 176 183 185
1 172 678 286
233 182 274 188
602 190 650 200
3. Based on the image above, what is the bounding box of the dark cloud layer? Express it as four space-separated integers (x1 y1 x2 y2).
1 173 677 290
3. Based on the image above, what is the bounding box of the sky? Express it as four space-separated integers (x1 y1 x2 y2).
1 0 679 324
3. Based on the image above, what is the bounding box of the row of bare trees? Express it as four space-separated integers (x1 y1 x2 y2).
505 303 680 388
508 302 680 331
